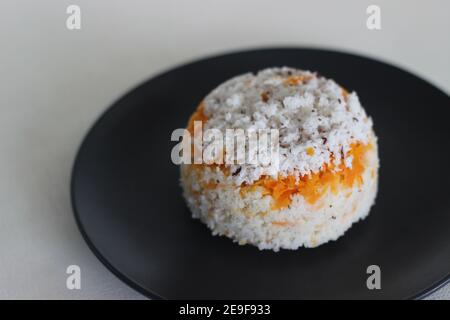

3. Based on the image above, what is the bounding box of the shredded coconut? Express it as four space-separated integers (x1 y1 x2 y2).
202 67 374 185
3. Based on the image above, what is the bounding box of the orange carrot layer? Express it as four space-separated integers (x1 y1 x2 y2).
240 142 371 210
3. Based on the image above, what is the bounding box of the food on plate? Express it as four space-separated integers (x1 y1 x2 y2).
180 67 379 251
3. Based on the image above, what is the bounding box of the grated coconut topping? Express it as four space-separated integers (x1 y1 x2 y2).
202 67 374 185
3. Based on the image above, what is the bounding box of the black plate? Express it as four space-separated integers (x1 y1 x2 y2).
71 48 450 299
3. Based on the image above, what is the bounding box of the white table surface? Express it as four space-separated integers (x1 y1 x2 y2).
0 0 448 299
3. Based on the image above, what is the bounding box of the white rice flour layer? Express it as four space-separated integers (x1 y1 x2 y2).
181 140 378 251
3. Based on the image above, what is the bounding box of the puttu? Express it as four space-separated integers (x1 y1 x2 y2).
180 67 379 251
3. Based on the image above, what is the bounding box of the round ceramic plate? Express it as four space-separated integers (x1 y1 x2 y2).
71 48 450 299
